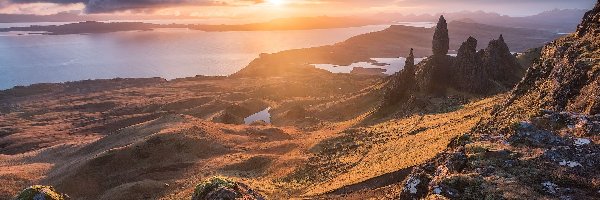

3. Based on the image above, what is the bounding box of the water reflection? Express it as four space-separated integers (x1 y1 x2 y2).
0 25 390 89
244 107 271 124
0 22 436 89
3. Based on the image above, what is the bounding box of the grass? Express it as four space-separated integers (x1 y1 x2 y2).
284 96 502 196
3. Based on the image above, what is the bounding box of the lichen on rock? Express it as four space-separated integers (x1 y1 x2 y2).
15 185 68 200
192 177 264 200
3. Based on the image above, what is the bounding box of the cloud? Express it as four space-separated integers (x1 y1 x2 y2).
2 0 597 14
7 0 262 13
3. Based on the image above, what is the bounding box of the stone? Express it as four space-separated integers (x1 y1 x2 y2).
383 48 419 106
446 152 467 172
453 36 486 93
577 1 600 36
432 15 450 57
192 177 264 200
399 172 431 199
480 35 523 89
15 185 68 200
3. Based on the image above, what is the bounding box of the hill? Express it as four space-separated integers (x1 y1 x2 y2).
234 20 558 79
396 2 600 199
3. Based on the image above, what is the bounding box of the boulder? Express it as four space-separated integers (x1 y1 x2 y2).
192 177 264 200
15 185 68 200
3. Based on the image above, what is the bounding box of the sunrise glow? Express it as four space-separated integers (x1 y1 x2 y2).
266 0 285 6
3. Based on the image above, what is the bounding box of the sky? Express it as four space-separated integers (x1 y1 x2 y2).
0 0 596 20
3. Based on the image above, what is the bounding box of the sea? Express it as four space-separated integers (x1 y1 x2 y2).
0 21 435 89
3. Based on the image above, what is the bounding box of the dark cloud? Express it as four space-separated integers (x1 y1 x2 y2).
4 0 598 14
8 0 257 13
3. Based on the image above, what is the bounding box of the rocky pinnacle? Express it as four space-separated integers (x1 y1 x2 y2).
432 15 449 57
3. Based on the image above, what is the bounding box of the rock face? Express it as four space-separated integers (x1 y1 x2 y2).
432 15 450 57
576 1 600 37
427 15 453 95
383 49 418 105
508 0 600 115
454 36 485 92
480 35 523 90
405 48 416 76
453 35 523 94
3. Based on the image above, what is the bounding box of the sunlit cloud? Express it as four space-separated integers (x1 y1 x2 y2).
0 1 84 14
0 0 596 17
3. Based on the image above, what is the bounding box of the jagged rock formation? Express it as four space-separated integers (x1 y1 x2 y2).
398 2 600 199
425 15 454 95
454 36 486 92
480 35 523 90
453 35 523 94
383 15 523 109
384 48 418 105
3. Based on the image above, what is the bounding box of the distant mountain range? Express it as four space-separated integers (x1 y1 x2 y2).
0 9 586 33
371 9 587 33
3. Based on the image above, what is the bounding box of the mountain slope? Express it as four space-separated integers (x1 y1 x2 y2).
396 2 600 199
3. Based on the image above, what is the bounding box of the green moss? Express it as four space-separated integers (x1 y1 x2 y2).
449 134 472 147
15 185 67 200
441 175 502 200
465 144 489 155
193 176 237 199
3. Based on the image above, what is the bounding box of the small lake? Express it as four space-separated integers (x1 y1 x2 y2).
244 107 271 124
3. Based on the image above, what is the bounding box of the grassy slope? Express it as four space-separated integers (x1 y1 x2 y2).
282 96 502 197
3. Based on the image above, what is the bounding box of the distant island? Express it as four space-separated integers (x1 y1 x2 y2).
0 8 587 35
0 9 586 33
0 17 383 35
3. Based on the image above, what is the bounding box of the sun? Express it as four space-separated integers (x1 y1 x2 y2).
266 0 285 6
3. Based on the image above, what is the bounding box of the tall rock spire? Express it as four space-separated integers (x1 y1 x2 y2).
453 36 486 93
432 15 449 57
382 48 417 106
405 48 415 74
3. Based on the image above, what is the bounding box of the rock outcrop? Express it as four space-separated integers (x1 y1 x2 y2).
454 36 485 92
15 185 68 200
507 0 600 116
405 48 416 75
480 35 523 90
383 15 523 108
453 35 523 94
432 15 450 57
425 15 454 95
576 1 600 37
192 177 264 200
383 49 418 105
